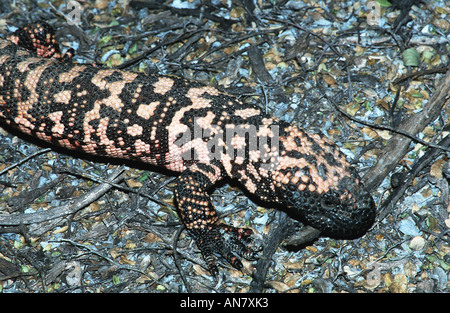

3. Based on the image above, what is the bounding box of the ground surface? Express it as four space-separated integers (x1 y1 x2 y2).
0 0 449 293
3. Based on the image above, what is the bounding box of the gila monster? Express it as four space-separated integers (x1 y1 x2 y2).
0 22 375 276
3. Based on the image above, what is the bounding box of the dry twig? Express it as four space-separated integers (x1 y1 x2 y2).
0 166 125 226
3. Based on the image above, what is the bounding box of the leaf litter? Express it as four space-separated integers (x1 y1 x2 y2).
0 0 449 293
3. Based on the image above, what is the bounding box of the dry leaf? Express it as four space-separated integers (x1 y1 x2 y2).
125 242 136 249
389 273 408 293
126 179 143 188
89 201 101 212
363 88 377 98
193 264 210 276
230 7 245 18
283 261 303 270
445 219 450 229
136 274 154 284
362 127 379 139
321 73 336 85
119 255 136 265
345 102 360 116
378 130 392 140
268 281 290 292
430 158 445 179
144 232 162 244
285 273 302 289
305 246 318 253
327 128 341 136
53 226 68 234
42 163 52 171
422 126 436 137
241 259 254 275
110 248 120 259
95 0 109 10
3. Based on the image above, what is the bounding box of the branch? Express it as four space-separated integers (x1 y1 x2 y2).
0 166 125 226
377 134 450 223
362 68 450 191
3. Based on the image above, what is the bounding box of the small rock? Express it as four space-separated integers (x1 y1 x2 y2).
432 267 448 291
398 218 421 237
409 235 426 250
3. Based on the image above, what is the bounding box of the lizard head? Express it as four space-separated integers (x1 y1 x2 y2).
274 166 376 239
271 125 377 239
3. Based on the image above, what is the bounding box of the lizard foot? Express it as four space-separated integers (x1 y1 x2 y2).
193 224 262 277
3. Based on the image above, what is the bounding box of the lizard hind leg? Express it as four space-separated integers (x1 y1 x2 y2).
174 163 260 276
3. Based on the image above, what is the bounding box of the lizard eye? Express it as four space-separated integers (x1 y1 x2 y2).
321 198 334 209
321 195 341 209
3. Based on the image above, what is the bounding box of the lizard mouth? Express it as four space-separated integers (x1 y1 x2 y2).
305 195 376 239
284 186 376 239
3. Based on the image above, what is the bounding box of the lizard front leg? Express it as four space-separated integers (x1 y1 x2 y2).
174 163 258 276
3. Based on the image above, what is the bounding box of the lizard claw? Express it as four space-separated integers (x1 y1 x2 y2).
193 224 262 276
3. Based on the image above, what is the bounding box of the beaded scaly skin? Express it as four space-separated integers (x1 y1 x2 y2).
0 22 375 276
